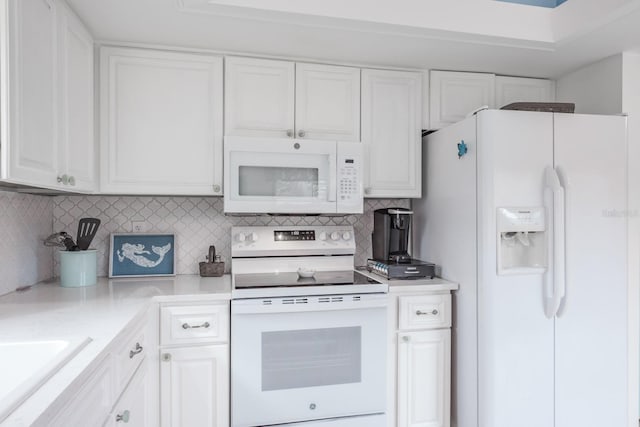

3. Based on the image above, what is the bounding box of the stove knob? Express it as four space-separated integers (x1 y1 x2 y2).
318 231 327 241
249 232 259 242
342 231 351 241
237 233 246 242
330 231 341 241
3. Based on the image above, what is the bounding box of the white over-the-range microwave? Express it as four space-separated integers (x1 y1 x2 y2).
223 136 363 214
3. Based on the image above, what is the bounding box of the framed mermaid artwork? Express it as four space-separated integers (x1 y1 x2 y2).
109 233 176 278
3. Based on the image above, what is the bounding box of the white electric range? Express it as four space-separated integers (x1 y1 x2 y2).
230 225 388 427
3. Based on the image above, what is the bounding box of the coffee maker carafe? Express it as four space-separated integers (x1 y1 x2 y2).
372 208 413 263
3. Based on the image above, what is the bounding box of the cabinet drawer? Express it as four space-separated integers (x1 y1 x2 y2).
161 304 229 346
114 324 146 392
398 294 451 330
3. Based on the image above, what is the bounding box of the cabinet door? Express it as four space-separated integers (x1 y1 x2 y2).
295 63 360 141
57 3 95 192
429 70 495 130
4 0 59 187
100 47 223 195
160 345 229 427
495 76 555 109
107 364 148 427
225 57 295 138
48 355 114 427
361 69 421 198
397 329 451 427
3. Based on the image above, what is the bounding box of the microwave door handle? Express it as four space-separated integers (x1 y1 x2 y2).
327 151 337 202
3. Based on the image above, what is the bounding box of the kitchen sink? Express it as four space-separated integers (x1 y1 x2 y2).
0 337 92 422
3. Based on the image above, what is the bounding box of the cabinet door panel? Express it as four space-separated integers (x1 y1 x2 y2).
100 47 223 195
225 57 295 138
6 0 59 186
160 345 229 427
495 76 555 109
295 63 360 141
397 329 451 427
362 69 421 198
429 71 495 129
58 4 95 192
107 364 147 427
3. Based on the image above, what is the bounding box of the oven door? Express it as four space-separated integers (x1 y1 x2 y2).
231 294 387 427
224 136 337 214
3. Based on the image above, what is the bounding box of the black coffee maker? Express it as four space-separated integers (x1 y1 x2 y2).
372 207 413 263
369 207 436 279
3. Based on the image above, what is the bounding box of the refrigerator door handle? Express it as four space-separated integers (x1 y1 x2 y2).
554 168 567 317
543 166 566 318
543 167 556 318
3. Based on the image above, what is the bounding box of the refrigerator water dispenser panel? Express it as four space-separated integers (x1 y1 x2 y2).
497 207 546 275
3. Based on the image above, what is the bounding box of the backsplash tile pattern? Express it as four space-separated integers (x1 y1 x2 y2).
0 191 53 296
53 196 409 277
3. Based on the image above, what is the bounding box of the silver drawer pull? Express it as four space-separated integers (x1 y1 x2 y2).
182 321 210 330
116 410 130 423
416 309 439 316
129 343 143 359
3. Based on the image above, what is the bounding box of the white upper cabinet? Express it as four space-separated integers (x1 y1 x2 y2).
1 0 96 192
429 70 495 130
361 69 421 198
495 75 556 108
100 47 223 195
57 1 95 192
295 63 360 141
225 57 361 141
3 0 59 187
224 57 295 138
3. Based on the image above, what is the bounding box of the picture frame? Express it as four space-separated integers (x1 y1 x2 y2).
109 233 176 278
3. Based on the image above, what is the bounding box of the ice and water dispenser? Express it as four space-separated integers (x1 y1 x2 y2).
496 207 546 275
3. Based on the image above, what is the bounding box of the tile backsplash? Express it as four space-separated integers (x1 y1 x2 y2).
0 190 53 296
53 196 410 277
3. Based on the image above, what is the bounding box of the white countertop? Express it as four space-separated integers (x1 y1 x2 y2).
0 275 231 427
356 268 459 293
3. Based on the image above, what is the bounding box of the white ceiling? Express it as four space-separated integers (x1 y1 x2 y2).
66 0 640 78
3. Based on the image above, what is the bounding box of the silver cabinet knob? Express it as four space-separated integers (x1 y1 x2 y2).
57 174 69 185
213 184 221 193
116 410 130 423
162 353 172 362
286 129 294 138
297 130 306 138
416 309 439 316
129 342 143 359
67 176 76 186
402 335 410 343
364 188 371 195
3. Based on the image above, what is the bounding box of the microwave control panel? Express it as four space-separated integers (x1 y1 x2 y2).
337 142 363 213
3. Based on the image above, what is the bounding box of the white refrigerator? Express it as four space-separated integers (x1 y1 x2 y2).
413 109 635 427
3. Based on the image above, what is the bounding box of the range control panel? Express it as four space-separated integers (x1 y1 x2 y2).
232 226 355 257
274 230 316 241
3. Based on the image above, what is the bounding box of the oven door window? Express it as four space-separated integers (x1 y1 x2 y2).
262 326 361 391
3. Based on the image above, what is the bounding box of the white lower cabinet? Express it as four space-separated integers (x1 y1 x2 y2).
44 319 148 427
391 292 452 427
159 345 229 427
397 330 451 427
48 355 114 427
159 302 230 427
106 362 148 427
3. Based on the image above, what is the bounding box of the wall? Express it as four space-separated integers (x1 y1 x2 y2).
53 196 409 277
555 54 623 114
0 191 53 296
